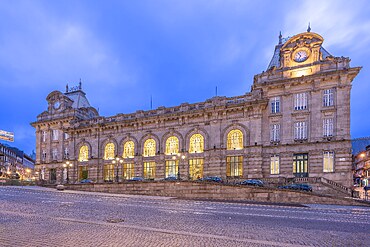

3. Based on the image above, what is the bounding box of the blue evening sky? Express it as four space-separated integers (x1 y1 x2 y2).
1 0 370 155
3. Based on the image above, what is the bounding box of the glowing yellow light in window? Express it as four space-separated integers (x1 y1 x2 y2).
123 141 135 158
143 139 156 157
78 145 89 162
165 136 179 155
227 129 243 150
104 143 115 160
189 134 204 153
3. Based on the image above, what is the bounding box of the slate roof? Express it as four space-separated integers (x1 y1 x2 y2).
65 90 91 109
352 137 370 155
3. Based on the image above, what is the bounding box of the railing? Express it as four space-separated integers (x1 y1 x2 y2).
320 177 352 196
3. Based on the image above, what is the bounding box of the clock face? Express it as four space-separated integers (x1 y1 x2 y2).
53 101 61 109
294 50 308 62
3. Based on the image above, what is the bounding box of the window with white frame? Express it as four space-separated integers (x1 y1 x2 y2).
52 149 58 160
323 151 334 172
42 131 47 142
323 89 334 107
64 148 69 159
294 121 307 140
270 124 280 142
52 130 59 141
270 155 280 174
323 118 334 137
271 97 280 114
294 93 308 110
42 150 47 161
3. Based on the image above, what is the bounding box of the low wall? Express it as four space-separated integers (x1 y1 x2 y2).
66 181 369 206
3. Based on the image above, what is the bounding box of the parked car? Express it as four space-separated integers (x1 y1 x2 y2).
80 179 94 184
127 176 144 182
164 176 178 181
240 179 264 187
278 183 312 192
199 176 223 183
9 173 20 179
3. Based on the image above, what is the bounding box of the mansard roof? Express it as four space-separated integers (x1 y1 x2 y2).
64 83 92 109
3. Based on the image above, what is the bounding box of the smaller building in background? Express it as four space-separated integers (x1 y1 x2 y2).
0 143 35 179
353 145 370 187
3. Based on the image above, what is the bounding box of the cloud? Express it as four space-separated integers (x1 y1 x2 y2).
283 0 370 53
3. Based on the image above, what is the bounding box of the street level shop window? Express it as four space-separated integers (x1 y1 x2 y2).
144 161 156 179
226 156 243 177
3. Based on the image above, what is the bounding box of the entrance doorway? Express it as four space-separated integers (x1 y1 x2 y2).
293 153 308 177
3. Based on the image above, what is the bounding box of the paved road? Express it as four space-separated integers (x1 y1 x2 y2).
0 186 369 246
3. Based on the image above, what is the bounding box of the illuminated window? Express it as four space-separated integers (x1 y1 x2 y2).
143 161 156 179
189 158 203 180
78 145 89 162
271 97 280 113
165 136 179 155
270 124 280 142
270 155 279 174
294 93 308 110
165 160 178 178
143 139 156 157
123 163 134 179
323 151 334 172
79 166 88 180
189 134 204 153
323 89 334 107
104 143 115 160
123 141 135 158
323 118 334 137
226 156 243 177
103 164 114 182
227 130 243 150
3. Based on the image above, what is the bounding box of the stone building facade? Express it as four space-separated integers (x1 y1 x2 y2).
31 30 361 187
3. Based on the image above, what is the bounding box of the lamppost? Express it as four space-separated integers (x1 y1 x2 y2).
175 153 186 180
63 161 73 184
112 157 123 182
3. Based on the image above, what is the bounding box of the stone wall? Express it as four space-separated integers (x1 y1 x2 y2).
66 181 369 206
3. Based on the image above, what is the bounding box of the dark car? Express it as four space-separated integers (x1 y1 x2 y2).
9 173 20 179
200 176 223 183
128 176 144 182
164 176 178 181
278 183 312 192
80 179 94 184
240 179 264 187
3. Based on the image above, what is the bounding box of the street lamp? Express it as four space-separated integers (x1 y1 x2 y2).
175 153 186 180
112 157 123 182
63 161 73 184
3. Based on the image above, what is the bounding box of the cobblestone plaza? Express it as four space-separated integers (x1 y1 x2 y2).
1 186 369 246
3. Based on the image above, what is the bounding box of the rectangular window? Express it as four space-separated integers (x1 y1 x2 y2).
293 153 308 177
52 130 59 141
271 97 280 113
123 163 134 180
294 121 307 140
323 151 334 172
64 132 69 140
79 166 88 180
52 149 58 160
323 89 334 107
42 150 47 161
323 118 334 137
143 161 156 179
64 148 69 159
270 155 280 174
189 158 204 180
42 131 47 142
103 164 114 182
165 160 178 178
226 156 243 177
294 93 308 110
270 124 280 142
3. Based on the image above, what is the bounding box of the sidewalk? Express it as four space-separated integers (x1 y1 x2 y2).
13 185 176 200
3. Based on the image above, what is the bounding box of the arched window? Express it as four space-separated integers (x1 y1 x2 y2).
123 141 135 158
143 139 156 157
227 129 243 150
165 136 179 155
189 134 204 153
78 145 89 162
104 143 115 160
